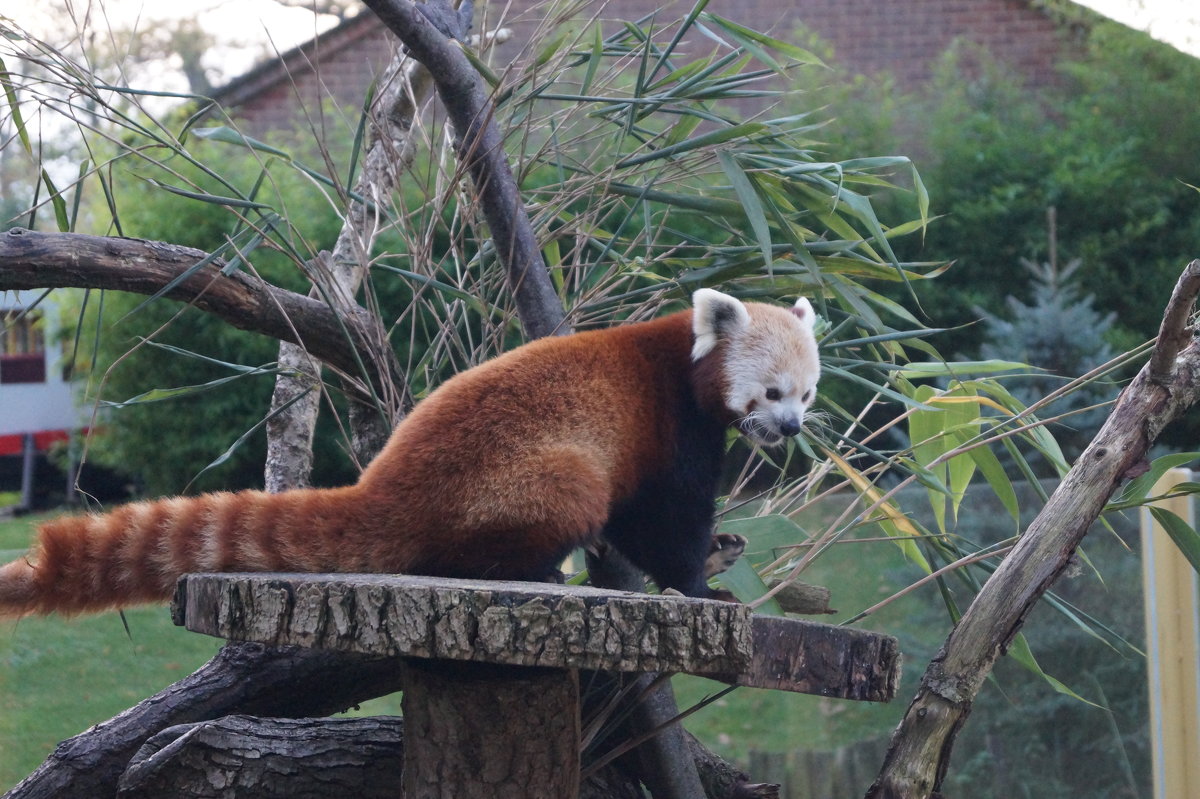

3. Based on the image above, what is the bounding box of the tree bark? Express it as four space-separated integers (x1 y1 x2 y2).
866 259 1200 798
401 662 581 798
102 713 760 799
0 228 397 397
117 716 405 799
173 572 899 697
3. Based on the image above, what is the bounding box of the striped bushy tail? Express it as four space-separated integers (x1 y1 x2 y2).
0 486 362 617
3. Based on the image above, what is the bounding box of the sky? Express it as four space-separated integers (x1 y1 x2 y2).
1082 0 1199 55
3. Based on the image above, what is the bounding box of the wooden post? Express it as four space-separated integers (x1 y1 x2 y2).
1141 467 1200 799
402 662 580 798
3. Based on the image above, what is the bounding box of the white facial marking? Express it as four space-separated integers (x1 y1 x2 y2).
720 299 821 446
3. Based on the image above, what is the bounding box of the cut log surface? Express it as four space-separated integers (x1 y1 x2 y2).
174 573 900 700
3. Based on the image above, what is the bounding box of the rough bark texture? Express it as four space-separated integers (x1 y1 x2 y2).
70 711 754 799
866 259 1200 799
3 643 405 799
770 581 835 615
732 615 899 702
0 228 396 396
117 715 405 799
175 573 754 676
174 572 901 698
402 662 580 798
361 0 568 340
685 731 781 799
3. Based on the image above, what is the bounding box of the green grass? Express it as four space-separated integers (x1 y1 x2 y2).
0 511 222 790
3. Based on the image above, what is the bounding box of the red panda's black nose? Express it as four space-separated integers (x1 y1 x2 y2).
780 417 801 437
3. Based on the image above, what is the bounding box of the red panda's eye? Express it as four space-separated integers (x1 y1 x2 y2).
802 390 813 403
765 388 781 401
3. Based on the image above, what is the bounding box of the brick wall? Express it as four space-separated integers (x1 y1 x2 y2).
216 0 1084 135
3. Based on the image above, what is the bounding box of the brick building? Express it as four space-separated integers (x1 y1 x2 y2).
212 0 1095 134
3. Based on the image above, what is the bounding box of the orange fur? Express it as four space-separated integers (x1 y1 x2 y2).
0 295 819 617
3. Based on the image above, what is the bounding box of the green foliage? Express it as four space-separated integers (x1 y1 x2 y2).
977 257 1117 460
901 25 1200 357
70 135 357 494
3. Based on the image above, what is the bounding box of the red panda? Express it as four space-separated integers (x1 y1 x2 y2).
0 289 820 616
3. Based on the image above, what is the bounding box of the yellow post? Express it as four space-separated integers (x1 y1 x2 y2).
1141 467 1200 799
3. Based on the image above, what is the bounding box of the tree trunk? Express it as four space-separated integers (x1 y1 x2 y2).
402 662 581 798
265 41 439 489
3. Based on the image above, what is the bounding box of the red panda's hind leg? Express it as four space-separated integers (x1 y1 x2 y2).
446 445 612 584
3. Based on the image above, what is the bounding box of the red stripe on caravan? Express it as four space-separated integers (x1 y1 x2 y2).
0 429 85 457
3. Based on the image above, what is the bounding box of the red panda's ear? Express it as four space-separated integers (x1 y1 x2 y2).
692 288 749 360
791 297 816 332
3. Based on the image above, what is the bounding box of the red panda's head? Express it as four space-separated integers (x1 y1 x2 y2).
691 289 820 446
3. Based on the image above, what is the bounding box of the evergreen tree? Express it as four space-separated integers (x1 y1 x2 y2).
977 249 1117 460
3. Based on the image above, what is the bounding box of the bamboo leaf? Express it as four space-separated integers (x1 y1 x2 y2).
192 125 291 158
719 514 809 559
0 56 32 154
1149 507 1200 574
716 559 785 615
40 169 70 231
895 360 1036 378
1108 452 1200 511
968 442 1020 524
1007 633 1100 707
824 447 933 572
718 151 773 272
616 121 765 168
102 367 279 409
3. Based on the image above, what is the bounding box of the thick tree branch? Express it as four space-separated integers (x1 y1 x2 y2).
4 643 405 799
114 715 759 799
117 716 406 798
0 228 398 398
361 0 568 339
866 259 1200 799
5 641 762 799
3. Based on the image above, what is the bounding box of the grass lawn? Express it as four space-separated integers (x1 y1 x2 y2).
0 504 939 790
0 511 222 790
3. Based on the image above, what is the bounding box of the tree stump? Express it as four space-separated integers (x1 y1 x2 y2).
173 573 901 798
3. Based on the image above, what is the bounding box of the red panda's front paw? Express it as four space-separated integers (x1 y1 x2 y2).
704 533 748 578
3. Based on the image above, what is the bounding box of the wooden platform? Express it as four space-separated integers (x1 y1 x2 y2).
174 572 901 701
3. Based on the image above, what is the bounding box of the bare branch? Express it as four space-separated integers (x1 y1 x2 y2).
1149 258 1200 384
3 644 405 799
867 259 1200 798
0 228 397 396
